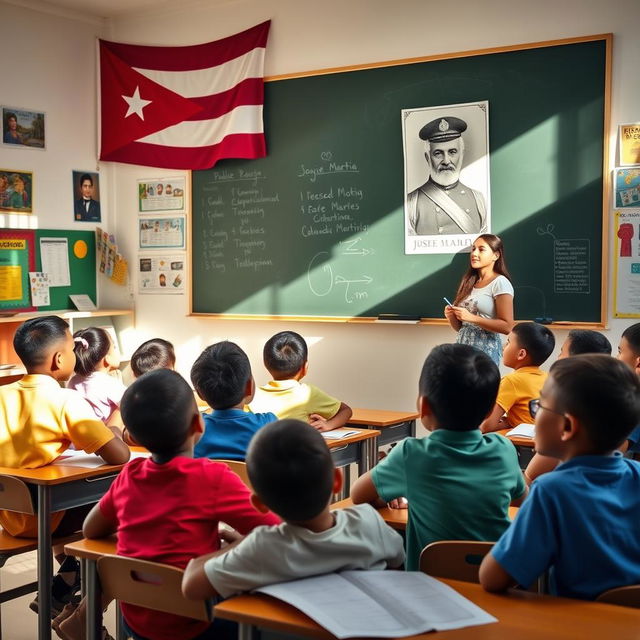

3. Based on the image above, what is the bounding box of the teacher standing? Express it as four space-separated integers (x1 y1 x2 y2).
445 234 514 365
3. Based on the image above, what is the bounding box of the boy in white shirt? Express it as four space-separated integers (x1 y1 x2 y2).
182 419 404 599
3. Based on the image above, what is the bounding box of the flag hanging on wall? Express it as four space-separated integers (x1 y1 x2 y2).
99 21 270 170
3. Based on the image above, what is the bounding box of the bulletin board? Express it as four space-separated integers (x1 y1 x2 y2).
0 229 36 313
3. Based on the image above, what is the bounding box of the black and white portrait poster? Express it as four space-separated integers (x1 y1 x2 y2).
403 101 490 255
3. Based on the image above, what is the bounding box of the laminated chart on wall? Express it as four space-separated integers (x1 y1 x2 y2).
614 210 640 317
0 230 36 313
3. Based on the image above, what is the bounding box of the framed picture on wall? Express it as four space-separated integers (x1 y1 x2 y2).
0 169 33 213
72 170 101 222
2 107 45 149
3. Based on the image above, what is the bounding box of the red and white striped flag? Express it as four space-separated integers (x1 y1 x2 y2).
99 21 270 169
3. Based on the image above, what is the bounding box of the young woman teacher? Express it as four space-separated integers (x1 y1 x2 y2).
445 234 514 365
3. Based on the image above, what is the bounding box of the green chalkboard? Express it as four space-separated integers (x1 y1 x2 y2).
35 229 96 310
191 36 609 322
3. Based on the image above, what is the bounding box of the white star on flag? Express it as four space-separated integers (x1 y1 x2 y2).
122 86 152 120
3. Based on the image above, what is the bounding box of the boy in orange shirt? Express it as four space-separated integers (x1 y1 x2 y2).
0 316 129 617
481 322 555 433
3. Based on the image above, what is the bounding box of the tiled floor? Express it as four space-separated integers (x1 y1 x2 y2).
0 551 117 640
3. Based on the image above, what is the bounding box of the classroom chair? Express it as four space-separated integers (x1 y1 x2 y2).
97 556 212 640
596 585 640 609
419 541 494 583
213 459 252 491
0 474 82 639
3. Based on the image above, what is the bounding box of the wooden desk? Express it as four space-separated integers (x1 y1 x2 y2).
331 498 518 531
348 408 418 450
496 429 535 469
325 428 380 498
214 577 640 640
0 460 126 640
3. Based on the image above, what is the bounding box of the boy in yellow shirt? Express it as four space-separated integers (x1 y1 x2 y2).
249 331 352 431
0 316 129 616
481 322 555 433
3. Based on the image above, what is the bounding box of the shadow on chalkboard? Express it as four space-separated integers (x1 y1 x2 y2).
359 177 602 323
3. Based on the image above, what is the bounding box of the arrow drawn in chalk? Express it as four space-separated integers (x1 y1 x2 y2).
340 238 375 256
334 275 373 303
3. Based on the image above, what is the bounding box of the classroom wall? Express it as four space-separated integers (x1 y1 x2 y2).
3 0 638 411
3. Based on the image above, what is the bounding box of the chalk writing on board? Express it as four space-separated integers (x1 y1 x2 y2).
307 250 374 303
297 153 360 184
553 240 590 294
340 238 375 257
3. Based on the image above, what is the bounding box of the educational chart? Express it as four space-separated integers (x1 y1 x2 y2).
138 255 185 294
0 230 35 312
614 168 640 208
192 37 608 322
614 210 640 317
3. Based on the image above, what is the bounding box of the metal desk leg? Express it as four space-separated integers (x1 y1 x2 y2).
238 622 257 640
361 436 377 474
84 558 102 640
37 485 52 640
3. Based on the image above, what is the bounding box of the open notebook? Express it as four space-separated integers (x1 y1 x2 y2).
256 570 496 638
505 423 535 438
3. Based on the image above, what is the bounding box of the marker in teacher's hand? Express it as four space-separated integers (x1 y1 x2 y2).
443 297 453 306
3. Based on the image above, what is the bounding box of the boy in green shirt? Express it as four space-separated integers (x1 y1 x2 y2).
351 343 527 570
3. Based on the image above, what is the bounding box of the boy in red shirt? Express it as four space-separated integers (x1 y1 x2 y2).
56 369 279 640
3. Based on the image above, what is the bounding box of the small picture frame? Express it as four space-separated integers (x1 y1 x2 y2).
2 107 45 149
72 170 101 223
0 169 33 213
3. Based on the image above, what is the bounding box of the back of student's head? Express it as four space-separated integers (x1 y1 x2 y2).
131 338 176 378
121 369 197 455
622 322 640 355
566 329 611 356
419 344 500 431
72 327 111 377
13 315 69 369
190 341 251 409
247 419 334 521
549 355 640 453
511 322 555 366
263 331 307 379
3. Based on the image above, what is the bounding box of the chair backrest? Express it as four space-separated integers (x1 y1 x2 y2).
419 541 494 583
596 585 640 608
214 459 252 490
97 555 211 622
0 475 34 515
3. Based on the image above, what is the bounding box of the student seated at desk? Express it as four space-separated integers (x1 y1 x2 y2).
480 322 554 433
350 344 527 571
249 331 352 431
0 316 129 618
525 328 612 484
191 341 276 461
130 338 176 378
60 370 280 640
618 323 640 456
480 355 640 600
182 419 404 600
67 327 126 428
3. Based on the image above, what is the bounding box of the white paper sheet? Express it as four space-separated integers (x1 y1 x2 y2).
506 423 535 438
321 429 361 440
39 237 70 286
53 450 150 468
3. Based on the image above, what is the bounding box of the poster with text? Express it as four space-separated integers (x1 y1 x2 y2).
138 254 185 294
614 210 640 317
619 123 640 166
614 168 640 208
0 230 35 312
138 177 185 213
138 217 185 250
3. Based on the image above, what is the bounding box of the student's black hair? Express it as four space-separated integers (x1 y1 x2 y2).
549 355 640 453
263 331 308 379
130 338 176 378
246 419 334 521
13 315 69 369
190 341 251 409
72 327 111 377
121 369 197 455
511 322 555 366
566 329 612 356
622 322 640 355
79 173 93 186
419 344 500 431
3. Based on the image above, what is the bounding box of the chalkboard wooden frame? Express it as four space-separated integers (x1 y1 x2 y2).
189 34 612 327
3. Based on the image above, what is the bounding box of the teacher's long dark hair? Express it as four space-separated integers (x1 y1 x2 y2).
453 234 511 305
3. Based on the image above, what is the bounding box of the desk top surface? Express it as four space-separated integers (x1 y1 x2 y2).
349 408 419 427
0 461 124 485
325 428 381 448
496 429 535 448
214 578 640 639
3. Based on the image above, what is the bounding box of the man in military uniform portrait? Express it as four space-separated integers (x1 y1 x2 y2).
406 115 487 236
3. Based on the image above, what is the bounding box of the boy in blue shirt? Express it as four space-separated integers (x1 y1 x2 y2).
351 343 527 570
618 322 640 453
480 355 640 600
191 341 276 460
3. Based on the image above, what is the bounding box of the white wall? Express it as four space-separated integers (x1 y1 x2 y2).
3 0 639 410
